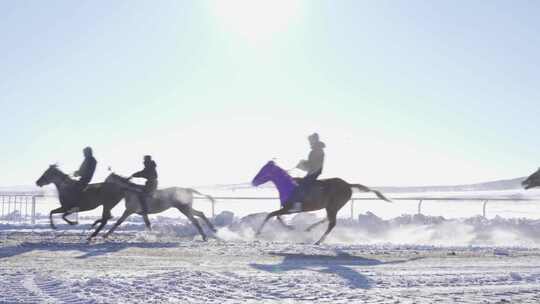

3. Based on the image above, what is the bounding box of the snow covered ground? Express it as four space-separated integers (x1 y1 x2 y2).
2 211 540 303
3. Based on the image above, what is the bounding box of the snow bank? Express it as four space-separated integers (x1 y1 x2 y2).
215 211 540 247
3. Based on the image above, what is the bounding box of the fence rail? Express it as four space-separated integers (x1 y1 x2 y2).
194 196 540 219
0 194 42 224
1 193 538 224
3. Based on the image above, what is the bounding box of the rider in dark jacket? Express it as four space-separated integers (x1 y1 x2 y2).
65 147 97 211
128 155 158 215
74 147 97 187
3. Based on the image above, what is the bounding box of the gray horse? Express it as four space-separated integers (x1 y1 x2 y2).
103 173 217 240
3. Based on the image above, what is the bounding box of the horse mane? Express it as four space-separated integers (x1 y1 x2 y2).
271 163 297 185
50 164 69 179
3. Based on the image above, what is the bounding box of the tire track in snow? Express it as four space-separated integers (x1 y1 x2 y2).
32 275 95 304
0 272 50 303
22 274 57 304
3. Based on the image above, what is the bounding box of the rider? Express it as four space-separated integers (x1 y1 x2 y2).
287 133 326 211
127 155 158 215
66 146 97 211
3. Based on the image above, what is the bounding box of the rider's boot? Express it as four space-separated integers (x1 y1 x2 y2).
288 202 302 213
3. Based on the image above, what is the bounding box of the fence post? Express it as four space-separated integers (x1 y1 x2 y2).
350 199 354 220
482 200 488 218
212 200 215 218
417 200 423 215
25 196 29 222
31 196 36 225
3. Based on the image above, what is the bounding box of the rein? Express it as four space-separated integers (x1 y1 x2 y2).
50 169 76 191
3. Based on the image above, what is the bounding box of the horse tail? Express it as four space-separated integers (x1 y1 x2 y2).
185 188 215 204
349 184 392 203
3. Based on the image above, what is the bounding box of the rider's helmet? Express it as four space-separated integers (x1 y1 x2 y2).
308 133 319 143
83 146 93 157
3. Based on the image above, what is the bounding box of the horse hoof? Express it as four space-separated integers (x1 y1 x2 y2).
202 236 208 242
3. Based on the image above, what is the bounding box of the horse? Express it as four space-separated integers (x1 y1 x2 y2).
251 161 392 244
35 165 125 240
522 167 540 189
103 173 217 241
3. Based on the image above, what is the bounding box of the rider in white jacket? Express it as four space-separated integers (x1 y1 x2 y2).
296 133 325 180
288 133 326 211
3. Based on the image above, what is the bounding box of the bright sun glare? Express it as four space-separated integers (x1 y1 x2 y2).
211 0 304 43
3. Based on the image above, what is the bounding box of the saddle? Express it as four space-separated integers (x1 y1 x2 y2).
62 182 97 209
291 179 326 203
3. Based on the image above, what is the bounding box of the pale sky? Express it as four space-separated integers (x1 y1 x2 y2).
1 1 539 188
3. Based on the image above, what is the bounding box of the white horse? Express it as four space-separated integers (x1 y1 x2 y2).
104 173 217 240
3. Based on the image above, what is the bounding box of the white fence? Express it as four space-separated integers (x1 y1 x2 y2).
0 194 41 224
197 196 540 219
349 197 538 219
1 193 538 224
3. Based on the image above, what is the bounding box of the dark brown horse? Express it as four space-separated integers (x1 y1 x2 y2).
36 165 124 240
252 161 391 244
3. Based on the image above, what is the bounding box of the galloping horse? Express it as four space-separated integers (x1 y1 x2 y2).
35 165 125 240
522 168 540 189
252 161 392 244
103 173 217 241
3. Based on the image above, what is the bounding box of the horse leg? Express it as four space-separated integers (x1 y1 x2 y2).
256 208 290 236
88 209 112 240
62 211 78 225
104 209 132 238
49 207 64 230
178 207 207 241
91 218 102 228
277 216 294 231
305 218 327 232
315 210 337 245
191 208 217 233
142 214 152 231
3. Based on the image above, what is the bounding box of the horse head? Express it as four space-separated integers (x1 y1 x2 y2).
522 167 540 190
36 164 65 187
252 160 281 186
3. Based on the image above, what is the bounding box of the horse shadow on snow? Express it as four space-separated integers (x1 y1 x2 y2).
250 250 423 289
0 241 179 260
